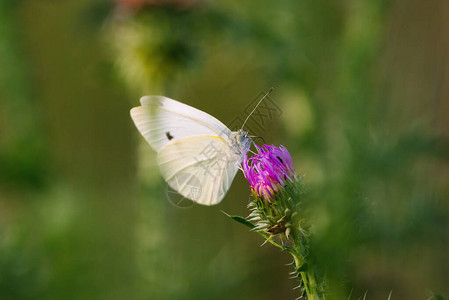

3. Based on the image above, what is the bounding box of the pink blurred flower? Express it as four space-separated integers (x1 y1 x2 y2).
115 0 204 10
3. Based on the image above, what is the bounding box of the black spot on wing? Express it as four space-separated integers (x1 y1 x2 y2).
166 131 174 140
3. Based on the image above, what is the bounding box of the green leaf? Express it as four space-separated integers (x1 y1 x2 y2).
231 216 256 229
222 212 256 229
430 293 447 300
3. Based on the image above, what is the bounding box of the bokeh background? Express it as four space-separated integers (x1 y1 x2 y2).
1 0 449 299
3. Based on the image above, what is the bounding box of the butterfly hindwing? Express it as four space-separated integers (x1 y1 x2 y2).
157 135 241 205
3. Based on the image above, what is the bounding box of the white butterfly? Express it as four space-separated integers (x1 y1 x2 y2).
130 95 254 205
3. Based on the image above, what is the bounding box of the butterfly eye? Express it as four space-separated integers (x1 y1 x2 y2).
239 134 249 143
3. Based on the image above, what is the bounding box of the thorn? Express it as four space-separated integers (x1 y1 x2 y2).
254 226 268 231
347 288 353 300
260 236 274 247
220 210 231 217
387 290 393 300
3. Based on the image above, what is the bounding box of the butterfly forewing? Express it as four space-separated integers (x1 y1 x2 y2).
131 96 231 151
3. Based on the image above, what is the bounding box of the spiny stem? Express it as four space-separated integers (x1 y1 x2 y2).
291 230 322 300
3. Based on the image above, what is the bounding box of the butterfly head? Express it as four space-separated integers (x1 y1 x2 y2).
231 129 252 157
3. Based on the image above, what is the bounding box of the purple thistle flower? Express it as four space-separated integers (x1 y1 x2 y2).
243 144 296 201
237 144 324 298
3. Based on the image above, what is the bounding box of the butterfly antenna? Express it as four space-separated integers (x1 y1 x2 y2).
240 87 274 131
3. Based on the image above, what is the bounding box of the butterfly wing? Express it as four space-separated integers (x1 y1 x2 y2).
130 95 232 151
157 135 242 205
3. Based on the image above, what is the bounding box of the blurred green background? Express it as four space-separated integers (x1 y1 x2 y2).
1 0 449 299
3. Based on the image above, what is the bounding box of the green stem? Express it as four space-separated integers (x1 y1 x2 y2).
226 212 324 298
291 230 322 300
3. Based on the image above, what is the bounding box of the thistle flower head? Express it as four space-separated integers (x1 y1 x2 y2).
235 144 323 299
243 144 296 201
